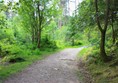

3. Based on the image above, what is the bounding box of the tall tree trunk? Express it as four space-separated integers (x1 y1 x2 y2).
35 26 38 43
37 29 41 48
37 3 42 48
100 30 107 61
72 38 75 46
32 28 35 43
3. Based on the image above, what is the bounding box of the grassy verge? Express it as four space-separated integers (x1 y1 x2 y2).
77 47 93 83
77 47 118 83
77 47 93 59
88 61 118 83
0 48 61 82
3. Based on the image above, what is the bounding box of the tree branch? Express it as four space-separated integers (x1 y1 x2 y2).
95 0 103 32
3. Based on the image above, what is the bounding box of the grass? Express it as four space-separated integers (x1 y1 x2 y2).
77 47 93 60
77 47 118 83
88 62 118 83
0 48 61 82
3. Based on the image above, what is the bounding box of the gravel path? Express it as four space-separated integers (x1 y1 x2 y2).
3 48 83 83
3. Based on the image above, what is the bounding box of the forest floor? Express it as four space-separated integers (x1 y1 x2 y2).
3 48 85 83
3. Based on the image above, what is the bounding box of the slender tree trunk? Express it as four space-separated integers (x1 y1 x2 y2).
72 38 75 46
37 3 42 48
32 28 35 43
100 30 107 61
37 29 41 48
35 26 38 43
31 12 35 44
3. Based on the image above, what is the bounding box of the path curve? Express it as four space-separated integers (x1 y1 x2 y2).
4 48 83 83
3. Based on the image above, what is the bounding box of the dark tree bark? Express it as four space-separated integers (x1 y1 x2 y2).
72 38 75 46
37 29 41 48
37 3 43 48
35 25 38 43
31 25 35 44
100 30 107 61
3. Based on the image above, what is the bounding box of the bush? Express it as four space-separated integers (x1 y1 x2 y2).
41 37 57 49
1 55 25 63
32 49 41 55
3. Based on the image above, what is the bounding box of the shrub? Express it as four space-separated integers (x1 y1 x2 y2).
33 49 41 55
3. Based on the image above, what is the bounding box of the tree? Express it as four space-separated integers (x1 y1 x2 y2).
19 0 60 48
70 0 118 61
94 0 111 61
95 0 118 61
109 0 118 44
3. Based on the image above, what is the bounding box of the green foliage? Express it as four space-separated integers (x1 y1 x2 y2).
78 47 93 60
33 49 41 55
78 46 118 83
0 0 117 82
73 0 118 61
0 48 60 81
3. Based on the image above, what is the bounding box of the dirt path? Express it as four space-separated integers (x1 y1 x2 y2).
3 48 83 83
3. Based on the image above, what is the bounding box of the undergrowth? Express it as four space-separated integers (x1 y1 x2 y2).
0 44 60 82
78 46 118 83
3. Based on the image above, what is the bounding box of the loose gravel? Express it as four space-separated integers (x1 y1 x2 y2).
3 48 83 83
